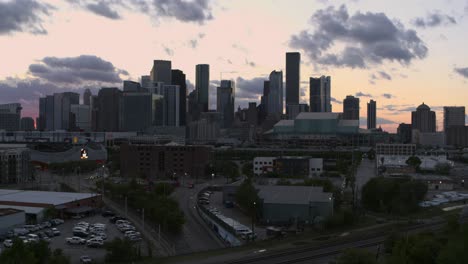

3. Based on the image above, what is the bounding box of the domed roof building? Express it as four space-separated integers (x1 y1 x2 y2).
412 102 436 133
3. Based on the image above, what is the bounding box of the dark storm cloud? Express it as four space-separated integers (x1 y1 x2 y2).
454 67 468 78
235 77 264 99
68 0 213 23
290 5 428 68
413 12 456 28
0 0 53 35
28 55 126 84
86 1 121 19
355 92 372 97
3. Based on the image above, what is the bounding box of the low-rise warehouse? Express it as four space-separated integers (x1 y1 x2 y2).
0 189 102 223
0 208 25 235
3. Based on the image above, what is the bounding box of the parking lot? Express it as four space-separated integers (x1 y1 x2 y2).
1 213 144 264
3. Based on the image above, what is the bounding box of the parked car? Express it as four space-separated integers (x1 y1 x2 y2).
109 216 126 223
86 238 104 248
66 236 86 245
51 228 61 236
27 234 39 243
90 233 107 240
73 230 89 238
45 229 55 237
3 239 13 248
80 255 93 263
102 210 115 217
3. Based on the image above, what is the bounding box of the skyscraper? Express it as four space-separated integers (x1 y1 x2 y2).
171 69 187 126
123 80 142 92
97 88 122 132
267 71 283 115
196 64 210 112
411 103 436 133
150 60 172 84
286 52 300 107
217 80 235 128
141 75 151 88
83 89 92 106
20 117 35 131
162 85 180 127
0 103 21 131
443 106 465 131
367 100 376 129
52 92 79 130
119 92 152 132
309 76 331 112
343 95 360 120
70 104 91 131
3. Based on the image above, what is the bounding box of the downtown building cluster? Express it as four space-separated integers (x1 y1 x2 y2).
0 52 467 147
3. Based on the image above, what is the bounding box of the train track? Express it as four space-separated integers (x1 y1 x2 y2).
227 220 445 264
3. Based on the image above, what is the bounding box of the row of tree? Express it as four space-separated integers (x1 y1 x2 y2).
99 179 185 233
0 239 70 264
333 218 468 264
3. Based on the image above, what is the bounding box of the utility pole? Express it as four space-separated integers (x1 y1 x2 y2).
142 208 145 230
125 196 128 217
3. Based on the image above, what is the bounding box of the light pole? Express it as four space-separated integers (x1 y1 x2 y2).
211 173 215 184
251 201 256 241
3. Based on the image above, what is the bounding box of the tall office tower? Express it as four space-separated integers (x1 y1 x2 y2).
20 117 35 131
123 80 142 92
0 103 22 131
97 88 122 132
90 95 99 131
196 64 210 111
53 92 79 130
286 104 309 119
286 52 300 107
309 76 331 112
397 123 413 144
187 90 201 123
367 100 377 129
171 69 187 126
162 85 181 127
83 89 92 106
267 71 283 115
70 105 91 131
258 81 270 124
38 97 46 131
411 103 436 132
119 92 152 131
343 95 360 120
247 102 258 126
141 75 151 88
150 60 172 84
443 106 465 131
217 80 235 128
44 95 54 131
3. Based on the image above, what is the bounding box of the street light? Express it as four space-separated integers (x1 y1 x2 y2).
252 201 256 241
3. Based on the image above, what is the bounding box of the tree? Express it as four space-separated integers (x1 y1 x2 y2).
104 238 141 263
387 233 441 264
0 239 69 264
332 248 377 264
48 249 70 264
437 225 468 264
435 162 451 175
406 156 422 170
235 179 260 217
242 162 254 178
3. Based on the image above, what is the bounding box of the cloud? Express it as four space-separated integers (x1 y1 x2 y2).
28 55 126 84
382 93 394 99
378 71 392 80
360 116 396 127
189 39 198 48
413 12 456 28
0 79 100 118
68 0 213 23
355 92 372 97
85 1 121 20
163 46 174 56
245 59 256 67
0 0 53 35
290 5 428 69
331 97 342 104
235 77 264 100
454 67 468 78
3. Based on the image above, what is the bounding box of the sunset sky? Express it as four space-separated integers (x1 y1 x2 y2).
1 0 468 132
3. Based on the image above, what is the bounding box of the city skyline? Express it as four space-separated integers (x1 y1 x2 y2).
1 0 468 132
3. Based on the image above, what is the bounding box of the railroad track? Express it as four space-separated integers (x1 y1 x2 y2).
227 221 445 264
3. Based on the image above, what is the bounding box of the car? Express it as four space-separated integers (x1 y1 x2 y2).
86 238 104 248
128 235 142 242
13 227 29 236
198 199 210 205
52 219 64 225
51 228 61 236
66 236 86 245
3 239 13 248
45 229 54 237
124 231 140 237
80 255 93 263
101 210 115 217
27 234 39 242
109 216 126 223
90 233 107 240
73 231 89 238
72 214 84 219
115 220 131 225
